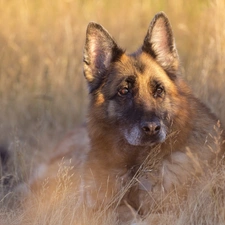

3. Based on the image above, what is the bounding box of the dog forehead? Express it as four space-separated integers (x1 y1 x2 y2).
111 53 174 86
135 52 174 83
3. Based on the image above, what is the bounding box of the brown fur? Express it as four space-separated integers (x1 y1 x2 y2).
27 12 225 223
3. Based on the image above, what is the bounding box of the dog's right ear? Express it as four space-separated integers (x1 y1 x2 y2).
83 22 123 93
142 12 179 79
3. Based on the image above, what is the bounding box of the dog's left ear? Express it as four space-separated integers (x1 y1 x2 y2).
83 22 123 93
142 12 179 79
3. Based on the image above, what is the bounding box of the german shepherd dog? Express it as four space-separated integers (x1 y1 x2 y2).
81 11 225 218
28 12 224 223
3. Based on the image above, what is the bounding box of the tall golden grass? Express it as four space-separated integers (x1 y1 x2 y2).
0 0 225 224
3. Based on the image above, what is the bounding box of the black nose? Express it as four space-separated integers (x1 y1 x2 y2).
141 121 161 135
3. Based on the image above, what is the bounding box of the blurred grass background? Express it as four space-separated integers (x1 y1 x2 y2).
0 0 225 210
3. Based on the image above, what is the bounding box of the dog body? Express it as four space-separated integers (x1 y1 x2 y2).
28 12 224 222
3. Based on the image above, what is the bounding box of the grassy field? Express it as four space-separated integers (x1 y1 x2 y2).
0 0 225 224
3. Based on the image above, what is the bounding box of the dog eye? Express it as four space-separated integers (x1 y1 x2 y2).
154 86 164 98
118 87 129 96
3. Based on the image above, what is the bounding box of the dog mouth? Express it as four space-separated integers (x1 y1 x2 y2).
123 124 167 147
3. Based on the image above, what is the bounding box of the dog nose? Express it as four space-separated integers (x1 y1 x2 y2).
141 121 161 135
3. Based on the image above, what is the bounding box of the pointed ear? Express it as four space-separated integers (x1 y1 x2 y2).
142 12 179 79
83 22 123 93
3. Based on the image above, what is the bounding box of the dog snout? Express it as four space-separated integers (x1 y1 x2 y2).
141 121 161 135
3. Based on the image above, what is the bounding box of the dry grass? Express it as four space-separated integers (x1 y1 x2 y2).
0 0 225 224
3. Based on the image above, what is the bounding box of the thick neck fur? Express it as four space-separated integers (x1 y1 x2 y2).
87 119 142 170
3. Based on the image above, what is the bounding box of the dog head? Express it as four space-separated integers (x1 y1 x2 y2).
83 12 190 147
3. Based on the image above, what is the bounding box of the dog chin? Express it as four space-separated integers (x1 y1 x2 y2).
125 138 164 147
